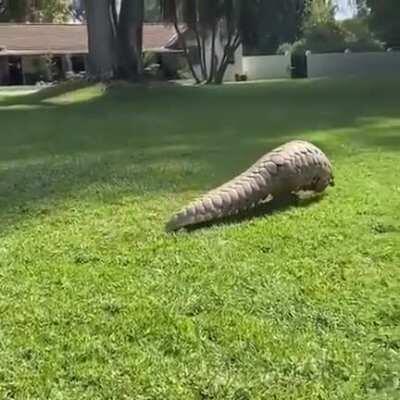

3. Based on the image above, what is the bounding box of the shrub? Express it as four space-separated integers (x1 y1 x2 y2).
276 43 293 55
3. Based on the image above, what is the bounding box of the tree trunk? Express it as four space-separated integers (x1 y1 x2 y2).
193 27 207 81
85 0 115 80
116 0 144 81
173 22 201 84
206 23 217 83
214 63 228 84
214 33 241 84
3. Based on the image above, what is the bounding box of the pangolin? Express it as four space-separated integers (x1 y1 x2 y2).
166 140 334 231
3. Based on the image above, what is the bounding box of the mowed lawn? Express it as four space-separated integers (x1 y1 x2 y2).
0 79 399 400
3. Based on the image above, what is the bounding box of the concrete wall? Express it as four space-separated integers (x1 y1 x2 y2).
242 55 292 80
307 52 400 78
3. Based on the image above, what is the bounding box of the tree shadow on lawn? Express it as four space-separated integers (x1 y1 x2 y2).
0 78 399 233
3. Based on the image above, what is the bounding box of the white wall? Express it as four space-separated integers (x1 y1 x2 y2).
307 52 400 78
242 55 292 81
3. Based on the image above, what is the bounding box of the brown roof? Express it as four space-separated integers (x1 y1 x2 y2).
0 23 178 55
144 24 178 51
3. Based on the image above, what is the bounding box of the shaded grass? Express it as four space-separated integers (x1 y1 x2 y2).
0 78 399 399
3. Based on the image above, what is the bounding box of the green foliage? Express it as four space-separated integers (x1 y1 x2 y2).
0 0 30 21
367 0 400 47
243 0 306 55
276 42 294 55
304 22 348 53
277 38 307 55
0 0 70 22
303 0 336 28
0 78 400 399
145 0 162 22
341 17 384 52
31 57 49 81
35 0 70 23
283 0 384 54
298 0 346 53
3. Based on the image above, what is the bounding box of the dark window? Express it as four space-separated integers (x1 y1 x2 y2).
8 56 23 85
71 56 86 73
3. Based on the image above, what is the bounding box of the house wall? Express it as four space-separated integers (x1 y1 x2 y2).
307 51 400 78
242 55 292 80
0 57 9 84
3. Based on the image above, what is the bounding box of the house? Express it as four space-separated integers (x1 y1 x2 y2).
0 23 182 85
0 23 243 85
0 24 88 84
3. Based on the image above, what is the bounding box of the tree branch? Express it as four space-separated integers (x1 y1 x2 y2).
193 25 207 80
207 21 217 83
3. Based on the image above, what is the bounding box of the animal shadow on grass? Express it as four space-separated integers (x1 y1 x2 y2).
180 193 325 233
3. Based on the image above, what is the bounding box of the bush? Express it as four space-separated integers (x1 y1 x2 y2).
278 0 384 55
345 37 385 52
341 18 385 52
278 20 384 55
276 43 293 55
304 21 348 53
277 40 307 56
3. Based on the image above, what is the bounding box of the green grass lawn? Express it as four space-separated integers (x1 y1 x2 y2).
0 78 399 400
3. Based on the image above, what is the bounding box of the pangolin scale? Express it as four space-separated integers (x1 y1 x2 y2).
166 140 334 231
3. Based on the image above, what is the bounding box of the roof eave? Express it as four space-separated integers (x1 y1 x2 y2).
0 48 184 56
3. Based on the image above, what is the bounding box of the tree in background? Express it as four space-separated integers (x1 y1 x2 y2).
366 0 400 48
301 0 348 52
35 0 70 22
0 0 32 21
244 0 306 55
145 0 162 22
0 0 70 22
69 0 162 23
161 0 257 84
279 0 383 54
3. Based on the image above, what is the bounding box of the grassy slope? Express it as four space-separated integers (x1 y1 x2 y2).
0 79 399 400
